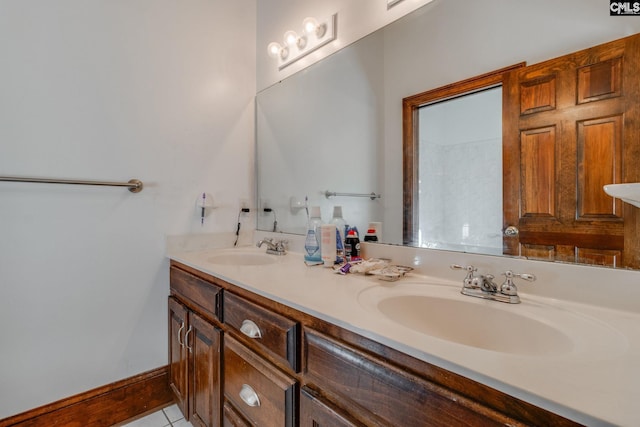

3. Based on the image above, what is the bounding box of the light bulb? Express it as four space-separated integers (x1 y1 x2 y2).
302 17 319 35
267 42 282 58
315 23 327 38
283 30 298 47
296 35 307 50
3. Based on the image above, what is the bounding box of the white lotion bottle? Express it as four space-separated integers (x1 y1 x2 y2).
320 224 337 267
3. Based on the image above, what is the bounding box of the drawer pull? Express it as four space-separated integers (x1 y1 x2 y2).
240 319 262 339
185 325 193 353
239 384 261 407
177 321 185 348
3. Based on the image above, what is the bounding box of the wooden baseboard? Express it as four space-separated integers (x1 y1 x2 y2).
0 366 174 427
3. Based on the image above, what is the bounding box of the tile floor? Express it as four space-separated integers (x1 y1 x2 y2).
121 404 192 427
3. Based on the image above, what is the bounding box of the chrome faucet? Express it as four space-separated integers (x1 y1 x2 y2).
450 264 535 304
256 238 288 255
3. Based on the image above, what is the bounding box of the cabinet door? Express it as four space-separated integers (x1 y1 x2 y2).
168 297 189 417
188 312 222 427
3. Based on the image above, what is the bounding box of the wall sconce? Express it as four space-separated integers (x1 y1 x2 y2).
387 0 405 8
268 14 337 70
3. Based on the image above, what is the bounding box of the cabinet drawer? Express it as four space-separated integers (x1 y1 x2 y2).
170 266 222 322
305 330 508 426
223 399 251 427
224 292 300 371
300 386 363 427
224 336 297 427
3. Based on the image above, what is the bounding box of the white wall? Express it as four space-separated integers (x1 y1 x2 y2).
257 0 434 91
256 32 385 235
0 0 255 418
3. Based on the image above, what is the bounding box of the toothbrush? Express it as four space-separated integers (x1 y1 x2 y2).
201 193 206 225
305 195 309 221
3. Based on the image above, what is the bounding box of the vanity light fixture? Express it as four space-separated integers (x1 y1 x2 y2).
267 14 337 70
387 0 405 8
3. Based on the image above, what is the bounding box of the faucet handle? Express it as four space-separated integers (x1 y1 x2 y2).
450 264 477 288
500 270 536 296
450 264 477 273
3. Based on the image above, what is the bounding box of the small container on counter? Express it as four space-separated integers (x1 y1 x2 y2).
344 228 361 261
363 228 378 242
320 224 337 267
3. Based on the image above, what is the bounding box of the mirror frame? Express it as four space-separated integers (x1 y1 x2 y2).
402 63 525 245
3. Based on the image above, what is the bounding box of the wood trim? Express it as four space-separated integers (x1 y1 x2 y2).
402 63 526 245
0 366 174 427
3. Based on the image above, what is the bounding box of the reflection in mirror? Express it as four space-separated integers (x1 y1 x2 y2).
417 86 502 255
256 32 385 236
256 0 640 270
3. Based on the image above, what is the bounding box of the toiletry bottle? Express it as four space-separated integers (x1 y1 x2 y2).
364 228 378 242
344 228 361 261
304 206 323 263
330 206 347 262
320 224 337 267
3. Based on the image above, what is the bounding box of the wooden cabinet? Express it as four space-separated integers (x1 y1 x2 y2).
169 267 223 427
224 291 300 372
224 335 297 426
304 330 508 426
299 387 362 427
169 261 582 427
188 311 222 427
168 297 189 414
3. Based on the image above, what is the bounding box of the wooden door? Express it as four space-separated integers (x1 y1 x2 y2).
503 33 640 268
168 297 189 417
189 312 222 427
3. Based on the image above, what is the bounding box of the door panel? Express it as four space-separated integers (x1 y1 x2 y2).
577 116 623 218
520 126 557 217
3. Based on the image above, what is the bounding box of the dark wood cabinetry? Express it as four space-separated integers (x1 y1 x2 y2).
224 291 300 372
168 297 189 416
170 261 582 427
299 387 362 427
169 267 223 427
224 335 297 426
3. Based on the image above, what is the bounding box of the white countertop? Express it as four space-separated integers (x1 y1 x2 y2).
168 244 640 427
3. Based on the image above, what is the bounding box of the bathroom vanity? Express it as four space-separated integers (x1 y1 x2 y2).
168 261 577 426
167 242 640 426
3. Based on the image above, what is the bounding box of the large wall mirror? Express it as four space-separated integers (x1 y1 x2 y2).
256 0 640 270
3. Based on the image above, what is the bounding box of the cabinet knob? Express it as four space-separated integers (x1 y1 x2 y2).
239 384 261 407
240 319 263 339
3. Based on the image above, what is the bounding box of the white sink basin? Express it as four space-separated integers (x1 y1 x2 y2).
207 252 277 266
358 282 625 356
603 182 640 208
376 294 571 355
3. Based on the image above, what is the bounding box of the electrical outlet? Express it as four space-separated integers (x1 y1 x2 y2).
260 198 271 213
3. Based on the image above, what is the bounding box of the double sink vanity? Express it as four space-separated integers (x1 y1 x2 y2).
167 236 640 426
